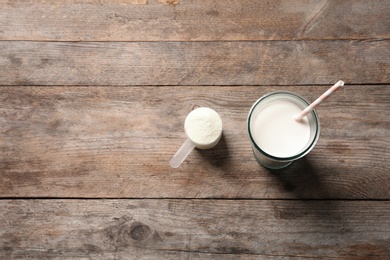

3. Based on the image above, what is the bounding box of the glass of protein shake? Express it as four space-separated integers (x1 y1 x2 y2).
247 92 320 169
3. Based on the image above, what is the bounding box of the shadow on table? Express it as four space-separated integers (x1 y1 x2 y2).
267 157 330 198
267 157 346 222
195 133 232 169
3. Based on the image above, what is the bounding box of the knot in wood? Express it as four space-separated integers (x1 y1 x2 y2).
130 223 152 242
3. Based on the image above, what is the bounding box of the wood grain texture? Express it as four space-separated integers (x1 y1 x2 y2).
1 0 389 258
1 40 389 86
0 0 389 41
1 86 389 199
0 199 389 259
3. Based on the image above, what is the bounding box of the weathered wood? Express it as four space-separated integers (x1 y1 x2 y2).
0 199 389 259
1 40 389 86
1 86 389 199
1 0 389 258
0 0 389 41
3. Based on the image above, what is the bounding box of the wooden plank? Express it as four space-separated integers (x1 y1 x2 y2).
0 199 389 259
1 86 389 199
0 0 389 41
1 40 389 86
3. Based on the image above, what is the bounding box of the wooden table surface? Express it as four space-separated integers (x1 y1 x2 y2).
1 0 389 259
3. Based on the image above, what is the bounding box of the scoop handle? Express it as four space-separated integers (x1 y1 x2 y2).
170 139 196 168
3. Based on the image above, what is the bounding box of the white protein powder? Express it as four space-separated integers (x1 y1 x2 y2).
184 107 223 149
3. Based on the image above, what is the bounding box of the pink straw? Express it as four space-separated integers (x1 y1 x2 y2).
294 80 345 121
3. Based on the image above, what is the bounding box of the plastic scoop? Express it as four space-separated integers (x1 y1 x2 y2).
170 107 223 168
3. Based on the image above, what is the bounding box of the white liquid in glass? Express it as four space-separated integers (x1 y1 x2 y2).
251 100 311 158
